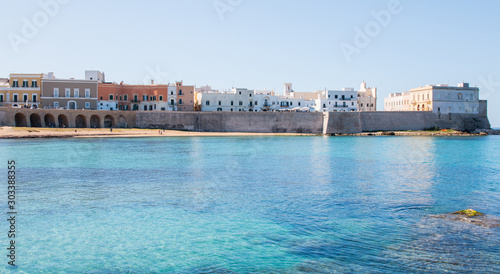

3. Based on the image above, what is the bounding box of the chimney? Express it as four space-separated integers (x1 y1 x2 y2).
151 79 154 85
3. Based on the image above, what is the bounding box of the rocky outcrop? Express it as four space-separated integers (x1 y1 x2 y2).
430 209 500 228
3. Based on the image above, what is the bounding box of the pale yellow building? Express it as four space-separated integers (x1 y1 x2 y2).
384 83 480 114
0 73 44 108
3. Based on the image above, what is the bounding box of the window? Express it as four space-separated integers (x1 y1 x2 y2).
249 94 252 97
179 99 183 105
239 101 243 106
239 91 241 95
31 80 37 88
13 80 19 88
361 103 364 107
249 102 253 107
109 95 114 100
255 101 258 106
217 108 222 111
179 89 183 95
54 88 59 97
143 95 148 101
23 94 28 102
74 89 79 98
13 94 18 102
133 95 138 102
206 100 210 106
159 96 163 101
0 95 3 102
124 95 128 101
458 93 463 100
218 101 222 106
65 88 71 97
85 89 90 98
170 99 175 105
335 95 338 99
170 91 174 95
231 101 234 106
54 102 59 108
23 80 28 87
85 102 90 108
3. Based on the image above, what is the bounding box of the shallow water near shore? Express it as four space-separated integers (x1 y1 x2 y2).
1 136 500 272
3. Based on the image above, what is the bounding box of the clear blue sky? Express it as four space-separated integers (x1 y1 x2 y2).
1 0 499 126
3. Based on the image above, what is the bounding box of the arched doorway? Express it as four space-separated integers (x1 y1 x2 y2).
14 113 27 127
44 114 55 127
58 114 69 128
75 115 87 128
90 115 100 128
118 115 127 128
29 113 42 127
104 115 114 128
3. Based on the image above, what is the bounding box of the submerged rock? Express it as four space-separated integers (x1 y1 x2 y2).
452 209 484 217
430 209 500 228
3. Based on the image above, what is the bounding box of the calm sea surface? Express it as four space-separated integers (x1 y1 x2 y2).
1 136 500 273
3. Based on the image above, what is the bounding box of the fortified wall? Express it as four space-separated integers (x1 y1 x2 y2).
0 108 136 128
136 112 324 133
0 101 490 134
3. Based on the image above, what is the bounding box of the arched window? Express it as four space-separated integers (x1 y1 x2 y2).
458 93 463 100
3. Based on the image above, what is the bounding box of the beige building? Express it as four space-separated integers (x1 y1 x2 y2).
358 81 377 111
176 81 196 111
384 83 480 114
41 78 98 110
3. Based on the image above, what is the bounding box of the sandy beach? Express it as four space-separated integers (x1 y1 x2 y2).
0 127 316 139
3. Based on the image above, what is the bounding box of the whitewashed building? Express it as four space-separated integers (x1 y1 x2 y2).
384 92 411 111
314 89 358 112
98 101 118 111
200 88 256 112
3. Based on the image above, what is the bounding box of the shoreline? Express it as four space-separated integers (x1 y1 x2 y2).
0 127 317 139
0 127 498 139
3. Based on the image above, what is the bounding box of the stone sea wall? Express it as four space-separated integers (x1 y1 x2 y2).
0 100 491 134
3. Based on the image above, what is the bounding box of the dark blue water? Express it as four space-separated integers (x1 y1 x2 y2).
1 136 499 272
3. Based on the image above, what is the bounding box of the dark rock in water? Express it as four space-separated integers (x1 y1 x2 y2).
430 209 500 228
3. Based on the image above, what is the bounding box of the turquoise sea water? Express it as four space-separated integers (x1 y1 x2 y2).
1 136 500 272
